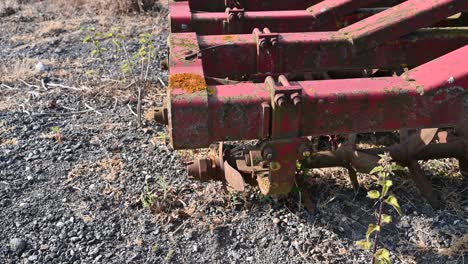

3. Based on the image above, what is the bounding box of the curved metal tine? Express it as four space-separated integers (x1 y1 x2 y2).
407 161 441 209
295 172 316 213
344 133 360 192
224 160 245 192
401 128 441 208
407 128 439 157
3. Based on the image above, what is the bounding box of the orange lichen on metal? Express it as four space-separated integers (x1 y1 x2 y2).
222 35 235 41
169 73 207 93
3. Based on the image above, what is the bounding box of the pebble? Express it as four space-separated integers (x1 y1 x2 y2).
273 218 280 225
56 221 65 228
40 244 49 251
9 238 27 254
35 62 47 72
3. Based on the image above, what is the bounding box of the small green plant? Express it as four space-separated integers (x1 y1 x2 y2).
165 248 175 263
356 153 404 264
140 179 154 209
50 126 63 143
83 27 156 127
157 175 168 201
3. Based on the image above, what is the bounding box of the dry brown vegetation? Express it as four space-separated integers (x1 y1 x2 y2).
0 59 36 83
1 0 163 16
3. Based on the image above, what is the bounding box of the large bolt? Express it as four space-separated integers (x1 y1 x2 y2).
271 37 278 47
290 92 302 106
274 94 287 107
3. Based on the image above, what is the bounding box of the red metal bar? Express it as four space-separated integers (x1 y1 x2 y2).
171 1 383 35
186 0 324 12
167 45 468 149
197 28 468 80
306 0 380 27
340 0 468 51
184 0 404 12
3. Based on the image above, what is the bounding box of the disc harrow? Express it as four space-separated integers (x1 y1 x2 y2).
154 0 468 208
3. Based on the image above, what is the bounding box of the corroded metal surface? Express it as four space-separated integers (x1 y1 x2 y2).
165 0 468 205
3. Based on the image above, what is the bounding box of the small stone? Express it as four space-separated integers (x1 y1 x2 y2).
192 245 198 252
246 256 253 262
27 175 34 181
28 255 38 261
273 218 280 225
35 62 47 72
9 238 27 253
56 221 65 228
40 244 49 251
19 203 28 207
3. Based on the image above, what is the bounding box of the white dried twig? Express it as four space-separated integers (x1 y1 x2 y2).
40 79 48 91
19 79 40 89
60 105 78 111
19 105 31 116
158 77 166 87
47 83 89 91
124 81 136 89
1 84 15 90
84 103 102 115
127 104 138 117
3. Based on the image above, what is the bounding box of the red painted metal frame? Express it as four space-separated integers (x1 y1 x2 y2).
166 0 468 150
198 28 468 81
170 0 468 80
165 0 468 203
170 1 383 35
180 0 403 12
169 45 468 149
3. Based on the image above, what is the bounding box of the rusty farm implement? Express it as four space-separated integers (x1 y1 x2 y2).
152 0 468 208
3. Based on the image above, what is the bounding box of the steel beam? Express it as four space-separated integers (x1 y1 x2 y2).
171 1 383 35
167 45 468 149
196 28 468 80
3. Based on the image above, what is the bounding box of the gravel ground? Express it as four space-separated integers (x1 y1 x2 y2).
1 1 467 263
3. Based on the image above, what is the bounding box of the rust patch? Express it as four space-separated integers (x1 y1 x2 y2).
169 73 207 93
222 35 235 41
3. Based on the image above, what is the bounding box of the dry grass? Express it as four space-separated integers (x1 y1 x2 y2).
1 138 18 146
97 157 124 181
0 59 36 83
52 0 162 15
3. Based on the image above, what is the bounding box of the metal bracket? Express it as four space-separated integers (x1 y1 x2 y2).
223 8 245 34
257 138 308 195
265 75 303 139
253 28 281 74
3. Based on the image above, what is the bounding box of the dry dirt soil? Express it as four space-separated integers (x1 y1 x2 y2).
0 1 467 263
